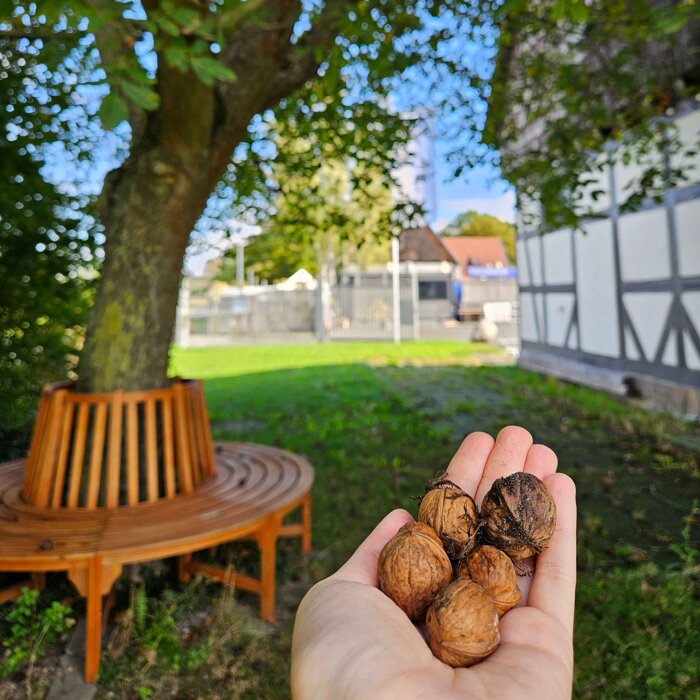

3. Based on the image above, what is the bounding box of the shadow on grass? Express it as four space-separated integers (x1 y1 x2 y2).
3 359 698 699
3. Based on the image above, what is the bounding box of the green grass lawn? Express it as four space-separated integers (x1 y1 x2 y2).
6 342 697 699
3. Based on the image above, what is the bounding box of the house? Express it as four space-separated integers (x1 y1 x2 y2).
441 236 516 280
485 26 700 411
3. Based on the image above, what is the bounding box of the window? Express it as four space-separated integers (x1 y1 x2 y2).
418 280 448 300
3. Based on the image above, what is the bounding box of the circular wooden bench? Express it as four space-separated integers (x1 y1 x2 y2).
0 381 313 682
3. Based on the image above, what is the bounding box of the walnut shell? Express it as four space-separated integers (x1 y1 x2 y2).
457 545 520 616
418 478 479 559
378 522 453 621
425 578 500 667
480 472 557 559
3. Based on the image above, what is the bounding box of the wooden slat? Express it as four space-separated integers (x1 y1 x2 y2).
192 386 208 480
145 399 158 502
173 382 193 493
66 402 90 508
188 391 202 487
86 403 108 509
197 384 217 477
161 396 176 498
51 402 76 507
126 401 139 505
33 390 69 507
23 391 50 499
106 391 123 508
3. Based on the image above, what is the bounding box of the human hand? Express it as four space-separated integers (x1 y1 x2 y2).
291 426 576 699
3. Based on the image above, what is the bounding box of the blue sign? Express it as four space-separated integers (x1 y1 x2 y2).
467 265 517 279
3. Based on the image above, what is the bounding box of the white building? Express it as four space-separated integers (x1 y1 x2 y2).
516 103 700 413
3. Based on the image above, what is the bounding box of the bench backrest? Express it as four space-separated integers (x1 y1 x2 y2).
22 379 216 509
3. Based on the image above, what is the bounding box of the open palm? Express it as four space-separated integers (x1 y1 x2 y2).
292 426 577 699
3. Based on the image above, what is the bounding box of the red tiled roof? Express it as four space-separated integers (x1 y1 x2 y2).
440 236 508 269
399 227 456 263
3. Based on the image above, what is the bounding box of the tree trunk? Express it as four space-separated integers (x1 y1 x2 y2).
78 67 243 392
79 148 205 392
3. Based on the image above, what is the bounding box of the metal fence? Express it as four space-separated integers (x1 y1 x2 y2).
175 277 520 350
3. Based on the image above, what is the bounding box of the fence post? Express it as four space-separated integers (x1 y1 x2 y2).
391 234 401 344
409 260 420 341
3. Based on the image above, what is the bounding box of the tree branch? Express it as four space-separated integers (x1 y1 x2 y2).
265 0 354 105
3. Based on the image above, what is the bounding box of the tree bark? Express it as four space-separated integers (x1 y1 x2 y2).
78 68 242 392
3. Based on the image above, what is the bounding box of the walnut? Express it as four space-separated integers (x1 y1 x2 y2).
418 478 479 560
378 522 453 621
480 472 557 559
425 578 500 667
457 545 520 616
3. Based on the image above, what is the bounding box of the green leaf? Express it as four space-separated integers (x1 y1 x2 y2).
121 82 160 110
190 56 236 86
165 45 189 71
172 7 201 31
99 92 128 130
155 14 180 37
656 11 689 35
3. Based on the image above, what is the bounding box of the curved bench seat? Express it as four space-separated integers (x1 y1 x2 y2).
0 442 314 682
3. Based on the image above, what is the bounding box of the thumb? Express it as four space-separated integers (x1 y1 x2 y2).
332 509 415 586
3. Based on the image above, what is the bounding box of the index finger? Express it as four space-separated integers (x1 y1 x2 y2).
527 472 577 635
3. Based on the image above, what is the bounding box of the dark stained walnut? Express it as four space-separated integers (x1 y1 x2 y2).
378 522 453 621
480 472 557 560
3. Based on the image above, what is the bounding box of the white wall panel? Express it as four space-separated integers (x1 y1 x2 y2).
568 324 578 350
545 293 575 346
526 238 543 286
618 209 670 281
516 241 530 285
543 230 574 284
672 110 700 185
575 220 619 357
682 291 700 335
676 199 700 278
623 292 673 360
685 332 700 371
662 338 678 367
520 293 537 341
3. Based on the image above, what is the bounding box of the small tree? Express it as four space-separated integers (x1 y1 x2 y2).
441 211 515 262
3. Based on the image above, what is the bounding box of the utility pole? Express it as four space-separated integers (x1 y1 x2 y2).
236 241 245 285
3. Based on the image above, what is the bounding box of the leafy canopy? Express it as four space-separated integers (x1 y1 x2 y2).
0 29 97 445
483 0 700 229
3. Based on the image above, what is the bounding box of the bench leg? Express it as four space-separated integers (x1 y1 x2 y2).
256 520 278 623
301 494 312 554
68 559 122 684
84 558 103 683
178 553 194 583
